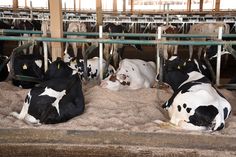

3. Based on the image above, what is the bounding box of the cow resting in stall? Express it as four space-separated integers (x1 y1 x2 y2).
10 58 85 125
157 24 179 60
158 56 231 131
101 59 156 91
64 52 115 80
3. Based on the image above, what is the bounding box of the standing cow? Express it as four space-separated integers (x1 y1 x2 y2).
10 58 85 125
101 59 156 91
188 23 230 59
157 24 179 60
160 56 231 131
64 53 115 80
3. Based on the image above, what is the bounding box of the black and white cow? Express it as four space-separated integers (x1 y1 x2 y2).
64 53 115 80
10 58 85 125
0 55 9 82
101 59 156 91
11 54 45 89
103 23 124 69
160 56 231 131
188 23 230 59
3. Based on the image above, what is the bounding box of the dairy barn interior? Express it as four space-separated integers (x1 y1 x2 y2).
1 0 236 156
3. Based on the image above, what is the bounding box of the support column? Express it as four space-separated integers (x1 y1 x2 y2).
123 0 126 15
215 0 220 11
49 0 63 61
78 0 81 12
199 0 203 12
113 0 117 15
187 0 191 12
74 0 76 12
25 0 27 8
130 0 134 15
13 0 18 12
96 0 103 30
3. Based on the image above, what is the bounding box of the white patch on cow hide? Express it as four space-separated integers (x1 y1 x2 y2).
10 93 31 120
169 56 178 61
22 64 28 70
39 87 66 115
180 71 204 87
34 60 43 68
193 59 201 72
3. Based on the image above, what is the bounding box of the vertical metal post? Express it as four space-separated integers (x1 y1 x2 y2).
42 23 48 72
216 27 223 86
99 25 103 81
156 26 162 76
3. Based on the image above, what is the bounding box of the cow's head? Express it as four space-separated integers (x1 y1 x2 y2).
100 73 130 91
44 57 76 81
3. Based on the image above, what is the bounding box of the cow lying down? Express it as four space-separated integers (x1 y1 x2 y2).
10 58 85 125
64 53 115 80
160 56 231 131
101 59 156 91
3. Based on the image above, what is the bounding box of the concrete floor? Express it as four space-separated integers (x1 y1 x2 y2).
0 128 236 157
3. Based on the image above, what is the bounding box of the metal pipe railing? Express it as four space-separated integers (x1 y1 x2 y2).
1 35 236 46
1 29 236 38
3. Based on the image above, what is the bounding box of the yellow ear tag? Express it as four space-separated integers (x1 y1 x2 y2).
177 65 181 69
23 64 28 70
57 63 60 69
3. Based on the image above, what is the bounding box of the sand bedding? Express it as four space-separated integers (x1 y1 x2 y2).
0 80 236 136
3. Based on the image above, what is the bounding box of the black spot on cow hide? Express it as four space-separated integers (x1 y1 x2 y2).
183 103 187 108
223 107 229 120
186 108 191 113
189 105 218 127
177 105 181 112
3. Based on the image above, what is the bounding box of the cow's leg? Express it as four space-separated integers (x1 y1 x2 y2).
178 120 207 131
9 97 30 120
72 42 78 57
81 43 88 81
213 114 225 131
174 45 178 55
197 46 203 59
163 45 168 60
189 45 193 59
24 114 41 125
113 44 120 69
